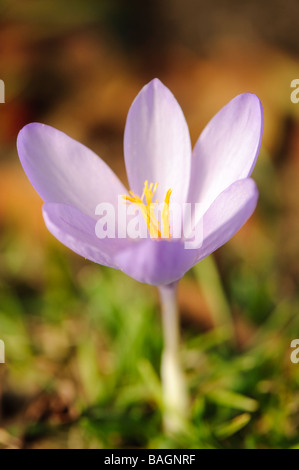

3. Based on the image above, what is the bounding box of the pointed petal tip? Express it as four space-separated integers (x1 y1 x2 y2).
18 122 47 138
238 92 264 173
147 77 164 88
17 122 53 153
17 122 39 162
17 121 126 215
141 78 170 97
17 121 35 143
124 77 192 204
188 91 263 211
234 92 264 120
229 93 264 177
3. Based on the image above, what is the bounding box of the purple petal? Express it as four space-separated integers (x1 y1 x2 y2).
43 201 197 285
114 238 198 286
42 202 127 268
42 179 257 286
17 123 127 218
193 178 258 264
188 93 263 213
124 79 192 205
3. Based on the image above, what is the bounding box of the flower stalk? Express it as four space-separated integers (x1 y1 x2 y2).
159 282 188 434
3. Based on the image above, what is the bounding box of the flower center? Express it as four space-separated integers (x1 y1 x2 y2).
122 180 172 239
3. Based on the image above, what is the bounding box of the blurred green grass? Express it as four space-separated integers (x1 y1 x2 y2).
1 214 299 449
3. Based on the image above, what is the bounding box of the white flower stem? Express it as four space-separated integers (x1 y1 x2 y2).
158 282 188 434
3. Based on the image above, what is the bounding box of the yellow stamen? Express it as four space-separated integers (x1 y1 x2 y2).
122 181 172 239
162 189 172 239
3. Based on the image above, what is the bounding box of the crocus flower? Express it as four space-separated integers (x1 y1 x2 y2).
17 79 263 286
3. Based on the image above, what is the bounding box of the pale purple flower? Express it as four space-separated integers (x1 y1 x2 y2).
17 79 263 286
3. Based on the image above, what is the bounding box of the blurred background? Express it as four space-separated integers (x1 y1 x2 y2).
1 0 299 449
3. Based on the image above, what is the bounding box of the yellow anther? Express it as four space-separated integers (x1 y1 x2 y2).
122 181 172 239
